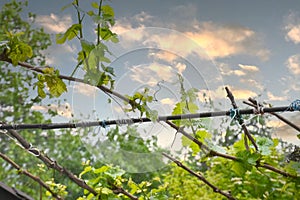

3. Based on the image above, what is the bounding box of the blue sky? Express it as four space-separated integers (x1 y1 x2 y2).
2 0 299 145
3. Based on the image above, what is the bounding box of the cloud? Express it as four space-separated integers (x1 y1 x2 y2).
31 103 73 118
284 11 300 44
267 91 287 101
219 63 260 77
269 114 300 145
148 51 179 63
130 63 175 86
239 79 264 91
186 22 270 60
198 86 257 103
286 54 300 75
35 13 73 33
228 88 257 100
238 64 259 72
113 14 270 61
160 98 176 106
73 82 96 97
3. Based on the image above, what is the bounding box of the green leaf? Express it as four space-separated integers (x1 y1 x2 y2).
172 102 184 115
37 83 46 98
284 161 300 175
104 167 125 179
232 161 248 176
195 129 211 143
101 187 112 195
256 137 274 156
94 165 110 174
56 24 81 44
101 5 114 17
6 33 33 65
79 166 93 178
232 150 261 176
182 136 191 147
91 2 99 9
187 102 198 113
146 108 158 121
80 39 95 55
297 134 300 139
87 10 94 16
61 3 73 11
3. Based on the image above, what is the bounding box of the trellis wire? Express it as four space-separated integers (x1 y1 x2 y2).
0 105 298 131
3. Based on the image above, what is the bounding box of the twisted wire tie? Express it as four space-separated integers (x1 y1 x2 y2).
229 108 240 119
101 120 107 128
290 99 300 111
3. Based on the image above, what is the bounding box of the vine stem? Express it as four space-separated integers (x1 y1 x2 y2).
162 152 237 200
3 128 138 200
165 121 299 178
97 0 103 46
225 87 258 151
0 152 63 200
244 97 300 132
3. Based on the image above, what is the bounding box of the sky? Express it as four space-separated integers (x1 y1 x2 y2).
2 0 300 149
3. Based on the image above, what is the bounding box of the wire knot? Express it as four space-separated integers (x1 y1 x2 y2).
101 120 107 128
229 108 243 124
289 99 300 111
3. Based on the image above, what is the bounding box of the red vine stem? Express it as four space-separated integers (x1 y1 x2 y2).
0 152 63 200
4 128 138 200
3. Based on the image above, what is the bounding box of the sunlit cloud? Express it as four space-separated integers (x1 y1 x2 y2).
174 62 186 74
219 63 260 77
238 64 259 72
112 13 269 61
185 22 270 60
231 89 257 100
286 54 300 75
267 91 288 101
284 11 300 44
73 82 96 97
160 98 176 106
198 86 257 102
148 50 179 63
130 63 175 86
35 13 73 33
31 103 73 118
198 86 226 102
269 114 300 145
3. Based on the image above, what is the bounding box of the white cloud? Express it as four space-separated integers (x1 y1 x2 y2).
219 63 260 77
148 51 179 63
229 88 257 100
198 86 257 102
31 103 73 118
130 63 175 86
186 22 270 60
35 13 73 33
112 14 269 61
174 62 186 74
238 64 259 72
284 11 300 44
240 79 264 91
134 11 154 23
73 82 96 97
286 54 300 75
267 91 287 101
286 26 300 44
160 98 176 106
